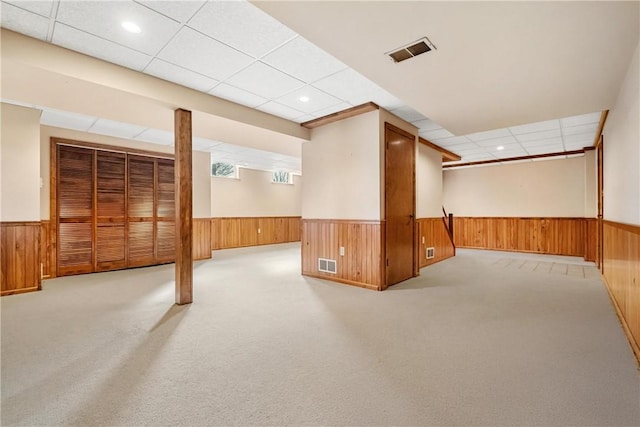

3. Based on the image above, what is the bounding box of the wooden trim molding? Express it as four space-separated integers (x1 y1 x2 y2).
593 110 609 149
52 137 174 159
418 137 462 162
301 102 379 129
443 149 587 169
1 222 41 296
601 220 640 362
301 219 384 290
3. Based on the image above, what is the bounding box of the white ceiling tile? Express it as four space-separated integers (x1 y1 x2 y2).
520 137 563 147
187 0 296 58
312 68 385 106
276 86 343 114
226 62 305 99
3 0 54 17
420 128 454 140
509 119 560 135
429 136 471 146
257 101 305 121
525 144 564 155
89 118 147 139
561 123 598 136
390 106 426 123
262 36 347 83
308 102 352 119
474 135 518 147
135 128 174 145
466 128 512 141
439 142 480 152
561 112 602 128
56 1 181 56
0 2 50 40
452 147 488 155
461 153 494 161
294 114 316 123
208 83 268 108
412 119 442 132
52 23 152 71
41 108 97 131
135 0 205 23
158 27 254 80
563 132 594 145
144 59 218 92
515 129 561 142
213 143 249 154
495 149 527 158
193 137 223 150
368 90 405 111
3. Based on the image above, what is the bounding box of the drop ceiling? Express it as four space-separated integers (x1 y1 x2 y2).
1 0 637 168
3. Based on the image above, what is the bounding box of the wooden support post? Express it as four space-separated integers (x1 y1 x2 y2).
174 108 193 305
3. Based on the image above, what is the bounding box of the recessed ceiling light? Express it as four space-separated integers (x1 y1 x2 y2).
496 146 504 151
121 21 141 34
299 96 310 103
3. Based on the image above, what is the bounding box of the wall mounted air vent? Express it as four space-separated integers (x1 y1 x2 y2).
387 37 436 63
426 247 435 259
318 258 337 274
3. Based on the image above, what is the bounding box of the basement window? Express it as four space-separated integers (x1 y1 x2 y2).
211 162 236 178
272 170 291 184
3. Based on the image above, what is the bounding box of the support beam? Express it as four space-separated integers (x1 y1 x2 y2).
174 108 193 305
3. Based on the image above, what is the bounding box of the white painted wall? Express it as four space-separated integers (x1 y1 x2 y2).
603 41 639 226
417 143 444 218
443 156 586 217
303 110 380 220
40 126 211 219
584 149 597 218
1 103 41 221
210 167 301 217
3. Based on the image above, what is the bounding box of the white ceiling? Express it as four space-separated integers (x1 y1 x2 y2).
1 0 636 167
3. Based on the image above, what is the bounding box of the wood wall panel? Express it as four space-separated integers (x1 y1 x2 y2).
602 221 640 360
193 219 212 260
453 217 587 257
1 222 41 296
585 218 597 262
301 219 383 290
40 220 53 279
211 217 301 250
417 218 455 268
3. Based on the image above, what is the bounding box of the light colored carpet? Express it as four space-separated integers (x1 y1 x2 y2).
1 244 639 426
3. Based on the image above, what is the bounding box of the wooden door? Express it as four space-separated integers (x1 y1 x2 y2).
57 146 94 276
385 123 416 286
156 158 175 263
128 155 155 267
597 136 604 270
96 151 127 271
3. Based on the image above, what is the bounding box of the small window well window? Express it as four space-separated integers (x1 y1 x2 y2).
212 162 236 178
272 170 291 184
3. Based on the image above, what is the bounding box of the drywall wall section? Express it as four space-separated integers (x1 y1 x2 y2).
417 143 444 218
443 156 586 217
40 126 212 219
303 110 380 220
584 149 597 218
210 168 301 217
1 103 41 221
603 40 639 225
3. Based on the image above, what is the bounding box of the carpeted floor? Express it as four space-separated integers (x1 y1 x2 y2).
1 244 639 426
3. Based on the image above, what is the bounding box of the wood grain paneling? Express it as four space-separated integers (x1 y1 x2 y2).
156 221 176 262
301 219 384 290
193 219 212 260
585 218 597 262
128 221 154 267
417 218 455 268
211 217 301 250
40 220 53 279
453 217 587 257
602 221 640 361
1 222 41 296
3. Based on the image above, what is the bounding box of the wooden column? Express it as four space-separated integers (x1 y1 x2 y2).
174 109 193 305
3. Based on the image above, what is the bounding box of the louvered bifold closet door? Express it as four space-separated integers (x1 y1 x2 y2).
128 155 156 267
155 159 175 263
57 146 94 276
96 151 127 271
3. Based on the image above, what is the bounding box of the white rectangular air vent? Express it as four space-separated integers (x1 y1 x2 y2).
318 258 337 274
426 247 435 259
387 37 436 63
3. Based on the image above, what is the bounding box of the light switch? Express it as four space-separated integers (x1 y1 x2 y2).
339 246 345 256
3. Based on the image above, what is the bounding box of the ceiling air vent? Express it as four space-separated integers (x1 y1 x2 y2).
387 37 436 63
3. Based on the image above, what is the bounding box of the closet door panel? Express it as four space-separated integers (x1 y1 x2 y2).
96 152 126 270
128 221 154 267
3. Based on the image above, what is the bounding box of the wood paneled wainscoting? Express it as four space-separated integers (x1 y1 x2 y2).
210 217 301 250
301 219 385 290
602 220 640 359
453 217 597 259
416 218 455 268
1 222 41 296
